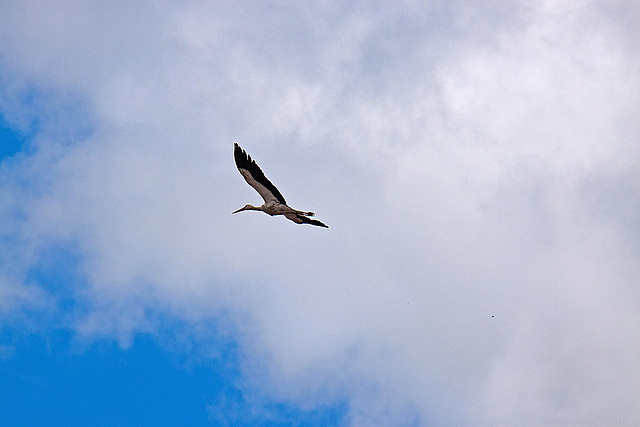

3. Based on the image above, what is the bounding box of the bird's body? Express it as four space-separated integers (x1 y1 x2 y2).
233 143 328 228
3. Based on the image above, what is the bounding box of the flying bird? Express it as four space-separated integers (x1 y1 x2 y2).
233 143 328 228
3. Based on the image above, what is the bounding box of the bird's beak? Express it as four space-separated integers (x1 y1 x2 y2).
232 206 246 214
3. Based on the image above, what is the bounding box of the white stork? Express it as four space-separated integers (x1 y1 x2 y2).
233 143 329 228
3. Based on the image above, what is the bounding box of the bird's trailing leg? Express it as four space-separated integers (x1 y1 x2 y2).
287 207 314 216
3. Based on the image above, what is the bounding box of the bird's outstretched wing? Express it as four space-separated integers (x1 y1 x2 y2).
234 143 287 205
285 213 329 228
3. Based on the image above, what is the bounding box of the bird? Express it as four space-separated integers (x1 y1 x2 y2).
233 142 328 228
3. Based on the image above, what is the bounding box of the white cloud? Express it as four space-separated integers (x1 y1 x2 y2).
1 1 639 425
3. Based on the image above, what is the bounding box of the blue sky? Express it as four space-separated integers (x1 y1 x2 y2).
0 323 344 426
1 2 640 426
0 124 24 158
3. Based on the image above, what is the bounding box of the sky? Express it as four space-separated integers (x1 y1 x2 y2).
0 1 639 425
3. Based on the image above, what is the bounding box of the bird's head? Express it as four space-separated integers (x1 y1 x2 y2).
232 204 257 214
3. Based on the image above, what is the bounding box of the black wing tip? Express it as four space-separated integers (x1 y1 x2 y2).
234 143 252 169
234 142 246 155
300 216 329 228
